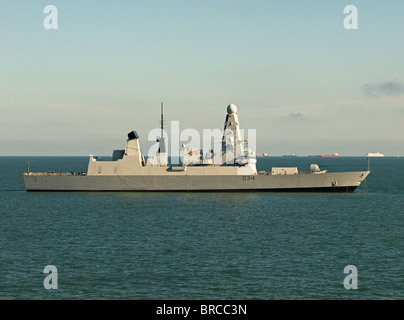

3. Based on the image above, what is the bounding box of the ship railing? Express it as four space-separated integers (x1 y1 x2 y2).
258 170 321 176
24 172 87 176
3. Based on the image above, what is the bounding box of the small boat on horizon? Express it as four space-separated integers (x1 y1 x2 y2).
309 153 339 158
367 152 384 157
320 153 339 158
256 152 269 158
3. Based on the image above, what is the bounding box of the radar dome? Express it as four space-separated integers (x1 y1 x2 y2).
227 104 237 114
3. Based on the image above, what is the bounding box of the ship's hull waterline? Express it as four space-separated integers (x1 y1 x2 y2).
24 171 370 192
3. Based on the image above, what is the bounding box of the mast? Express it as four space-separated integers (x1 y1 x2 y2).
158 102 166 153
160 102 164 140
157 102 167 165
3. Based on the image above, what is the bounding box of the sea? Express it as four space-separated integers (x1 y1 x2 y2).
0 156 403 300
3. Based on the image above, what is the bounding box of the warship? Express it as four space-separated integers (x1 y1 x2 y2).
24 104 370 192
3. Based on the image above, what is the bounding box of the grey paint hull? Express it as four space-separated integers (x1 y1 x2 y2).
24 171 369 192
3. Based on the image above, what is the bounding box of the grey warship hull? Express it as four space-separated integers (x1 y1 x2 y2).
24 170 369 192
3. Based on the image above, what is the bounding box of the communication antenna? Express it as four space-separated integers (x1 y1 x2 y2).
158 102 166 154
160 102 164 138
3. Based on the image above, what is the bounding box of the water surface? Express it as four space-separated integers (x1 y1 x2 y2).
0 156 403 299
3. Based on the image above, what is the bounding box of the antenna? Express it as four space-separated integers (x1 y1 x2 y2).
160 102 164 137
158 102 166 154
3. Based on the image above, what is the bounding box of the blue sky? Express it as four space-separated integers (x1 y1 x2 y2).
1 0 403 156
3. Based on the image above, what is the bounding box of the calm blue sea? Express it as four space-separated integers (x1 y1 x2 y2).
0 156 403 300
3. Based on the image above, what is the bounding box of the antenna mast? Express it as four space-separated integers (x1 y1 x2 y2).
160 102 164 138
157 102 166 155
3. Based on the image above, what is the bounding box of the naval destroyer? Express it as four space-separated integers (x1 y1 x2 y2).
24 104 370 192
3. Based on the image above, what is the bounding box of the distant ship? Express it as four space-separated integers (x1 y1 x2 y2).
256 152 269 158
24 104 369 192
367 152 384 157
283 154 297 157
319 153 339 158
